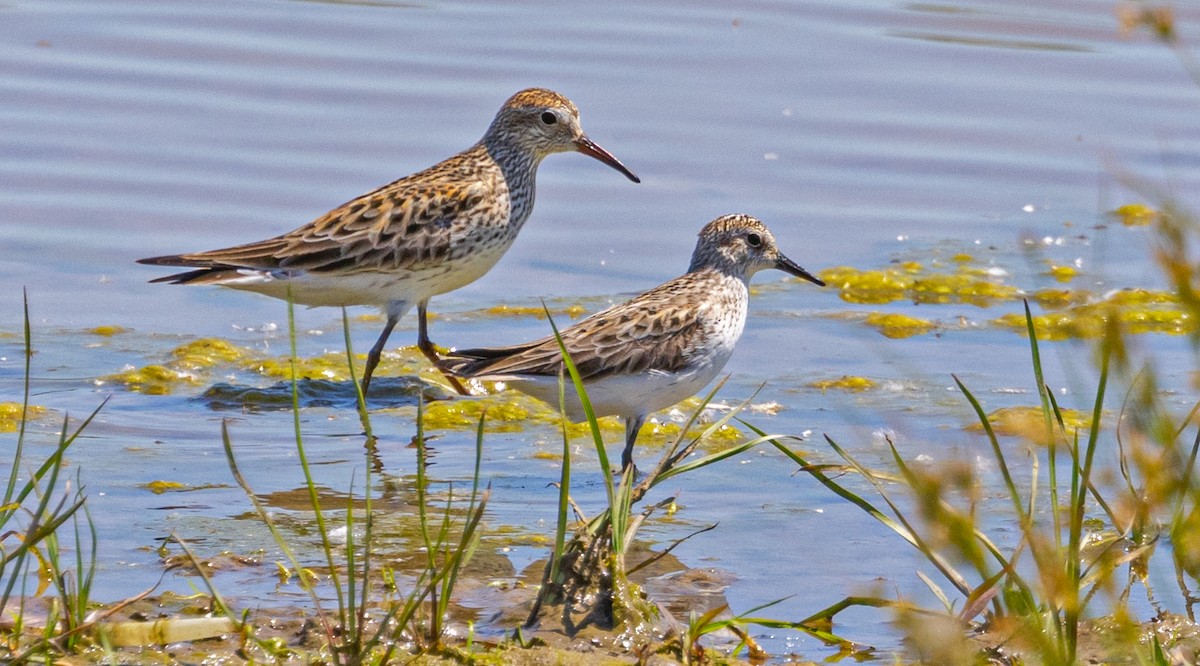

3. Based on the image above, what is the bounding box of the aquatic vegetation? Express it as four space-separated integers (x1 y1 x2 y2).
412 389 744 455
524 322 816 661
1046 264 1078 282
820 265 913 304
910 272 1019 306
1110 202 1159 226
864 312 935 339
171 337 248 369
196 304 495 664
103 339 251 393
994 290 1192 340
419 394 539 432
808 375 877 392
971 405 1092 445
0 402 47 433
820 262 1020 307
246 351 359 382
2 296 105 661
139 480 187 494
1031 288 1091 309
87 325 129 336
781 305 1171 663
484 303 588 319
102 363 199 394
644 415 742 446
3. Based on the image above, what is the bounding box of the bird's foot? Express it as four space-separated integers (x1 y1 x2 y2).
418 340 473 397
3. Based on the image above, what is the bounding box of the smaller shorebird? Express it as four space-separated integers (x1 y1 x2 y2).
442 214 825 471
138 88 639 395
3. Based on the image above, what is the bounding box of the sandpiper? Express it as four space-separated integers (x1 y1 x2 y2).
442 214 824 470
139 88 639 395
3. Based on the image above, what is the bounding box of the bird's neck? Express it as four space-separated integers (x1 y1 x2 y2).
688 259 750 287
481 137 541 183
478 139 540 225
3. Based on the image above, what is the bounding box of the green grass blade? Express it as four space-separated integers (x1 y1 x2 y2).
746 423 916 547
4 290 32 509
654 432 773 482
541 303 615 506
284 294 344 615
953 374 1026 524
549 373 572 593
220 420 331 631
341 307 374 440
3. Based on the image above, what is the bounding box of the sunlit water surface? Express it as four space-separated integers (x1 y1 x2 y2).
4 0 1200 659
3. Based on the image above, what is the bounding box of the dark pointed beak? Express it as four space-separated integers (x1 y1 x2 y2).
575 136 641 183
777 255 825 286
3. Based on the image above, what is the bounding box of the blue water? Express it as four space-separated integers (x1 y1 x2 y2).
3 0 1200 660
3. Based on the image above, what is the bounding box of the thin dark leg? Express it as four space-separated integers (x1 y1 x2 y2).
416 300 470 396
362 313 399 396
622 413 646 472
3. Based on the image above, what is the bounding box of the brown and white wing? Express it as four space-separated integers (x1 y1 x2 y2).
445 277 710 381
138 159 493 280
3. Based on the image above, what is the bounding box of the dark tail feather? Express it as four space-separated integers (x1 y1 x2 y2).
439 340 545 378
138 254 212 267
147 268 214 284
146 267 253 285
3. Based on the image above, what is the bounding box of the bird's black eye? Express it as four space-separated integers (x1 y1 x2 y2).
746 232 762 247
540 111 557 125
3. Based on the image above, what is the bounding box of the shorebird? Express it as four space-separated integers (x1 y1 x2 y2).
138 88 639 395
442 214 824 470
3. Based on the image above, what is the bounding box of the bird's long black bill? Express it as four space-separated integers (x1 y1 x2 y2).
575 136 641 183
777 255 825 286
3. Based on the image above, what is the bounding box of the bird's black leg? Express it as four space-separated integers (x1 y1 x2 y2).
362 313 399 396
622 414 646 473
416 300 470 396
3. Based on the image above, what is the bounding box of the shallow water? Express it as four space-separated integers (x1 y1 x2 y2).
4 0 1200 660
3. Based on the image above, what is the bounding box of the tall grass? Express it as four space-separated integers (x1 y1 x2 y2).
0 292 104 661
521 307 855 660
768 295 1200 663
208 299 490 664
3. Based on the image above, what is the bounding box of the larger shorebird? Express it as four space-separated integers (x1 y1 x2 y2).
443 214 824 470
139 88 639 394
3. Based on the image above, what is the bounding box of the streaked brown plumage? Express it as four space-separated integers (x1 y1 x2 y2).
443 214 825 470
138 88 639 395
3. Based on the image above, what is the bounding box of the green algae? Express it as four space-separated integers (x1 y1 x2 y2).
993 289 1191 340
1032 288 1092 309
820 266 913 304
0 402 48 432
1111 203 1158 226
864 312 936 339
971 406 1092 445
88 325 130 336
141 480 187 494
484 303 589 320
910 273 1019 306
104 339 252 394
172 338 249 370
246 352 357 382
808 375 877 392
1046 264 1079 282
820 262 1019 307
102 364 199 395
421 395 539 433
642 416 742 446
409 390 744 453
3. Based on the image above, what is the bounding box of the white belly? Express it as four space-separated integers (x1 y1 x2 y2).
217 241 512 309
504 348 733 422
